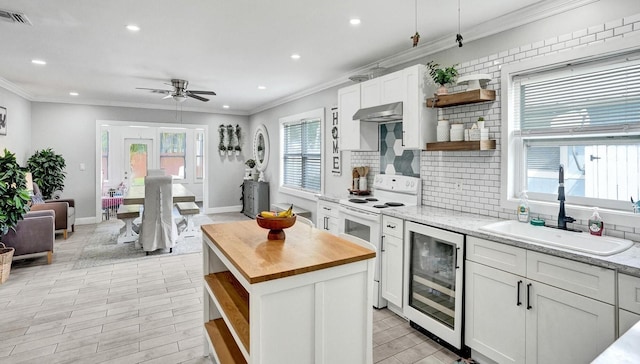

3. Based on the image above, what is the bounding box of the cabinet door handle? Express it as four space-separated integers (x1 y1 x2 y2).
402 130 405 147
324 216 328 230
381 235 385 252
516 280 522 306
386 224 396 229
526 283 532 310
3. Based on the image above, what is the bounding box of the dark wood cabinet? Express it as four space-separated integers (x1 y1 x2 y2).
242 181 269 218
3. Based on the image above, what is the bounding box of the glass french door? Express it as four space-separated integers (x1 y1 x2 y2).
124 139 154 186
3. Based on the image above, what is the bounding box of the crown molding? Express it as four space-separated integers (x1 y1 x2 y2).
0 77 33 100
250 0 598 115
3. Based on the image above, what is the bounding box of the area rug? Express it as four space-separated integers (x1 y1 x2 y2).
72 212 250 270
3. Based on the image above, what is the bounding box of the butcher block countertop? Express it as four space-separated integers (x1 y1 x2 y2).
201 220 376 284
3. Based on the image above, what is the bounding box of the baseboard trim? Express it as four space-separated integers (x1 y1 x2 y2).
76 217 100 225
205 205 242 214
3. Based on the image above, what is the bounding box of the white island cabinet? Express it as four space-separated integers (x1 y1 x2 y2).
201 220 376 364
465 236 615 364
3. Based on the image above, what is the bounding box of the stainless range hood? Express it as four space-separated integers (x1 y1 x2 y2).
352 102 403 122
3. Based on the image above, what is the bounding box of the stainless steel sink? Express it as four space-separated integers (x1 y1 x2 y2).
479 220 634 256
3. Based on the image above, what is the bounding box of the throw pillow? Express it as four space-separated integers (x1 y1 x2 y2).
31 194 45 204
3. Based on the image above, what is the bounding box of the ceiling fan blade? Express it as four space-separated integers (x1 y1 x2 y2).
188 90 217 96
187 93 209 102
136 87 171 94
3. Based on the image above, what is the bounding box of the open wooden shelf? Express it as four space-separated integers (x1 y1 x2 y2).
426 140 496 151
205 319 248 364
205 272 250 353
426 89 496 108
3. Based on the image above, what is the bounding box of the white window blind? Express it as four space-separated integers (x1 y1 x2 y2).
514 56 640 137
282 118 321 193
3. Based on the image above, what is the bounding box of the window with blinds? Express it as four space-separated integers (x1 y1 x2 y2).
282 118 321 193
512 53 640 210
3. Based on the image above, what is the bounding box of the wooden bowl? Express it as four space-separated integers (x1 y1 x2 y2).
256 214 297 240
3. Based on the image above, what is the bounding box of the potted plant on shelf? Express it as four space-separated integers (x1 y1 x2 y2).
427 61 459 95
27 148 66 200
245 159 256 180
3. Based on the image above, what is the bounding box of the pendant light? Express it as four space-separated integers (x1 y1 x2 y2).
410 0 420 47
456 0 464 47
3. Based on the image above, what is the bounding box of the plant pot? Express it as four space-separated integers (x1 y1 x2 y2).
437 85 448 95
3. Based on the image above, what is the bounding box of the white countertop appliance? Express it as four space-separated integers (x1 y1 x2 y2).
339 174 421 308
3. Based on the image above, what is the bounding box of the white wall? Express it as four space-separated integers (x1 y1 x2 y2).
30 102 249 219
0 88 31 164
248 87 352 217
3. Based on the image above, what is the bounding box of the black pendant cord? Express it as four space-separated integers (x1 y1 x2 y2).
456 0 464 47
411 0 420 47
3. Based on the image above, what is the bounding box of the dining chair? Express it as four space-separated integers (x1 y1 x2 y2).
138 175 176 255
146 169 166 176
296 215 315 228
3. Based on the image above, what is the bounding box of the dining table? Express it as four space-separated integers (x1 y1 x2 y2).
123 183 196 205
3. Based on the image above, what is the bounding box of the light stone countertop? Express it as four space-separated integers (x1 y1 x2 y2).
383 205 640 278
317 194 345 204
593 320 640 364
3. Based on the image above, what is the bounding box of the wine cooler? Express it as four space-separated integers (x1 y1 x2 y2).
404 221 465 351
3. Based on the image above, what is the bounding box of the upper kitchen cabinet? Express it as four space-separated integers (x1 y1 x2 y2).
402 64 437 150
339 64 436 151
338 83 378 151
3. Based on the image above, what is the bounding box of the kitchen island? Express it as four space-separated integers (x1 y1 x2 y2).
201 220 376 364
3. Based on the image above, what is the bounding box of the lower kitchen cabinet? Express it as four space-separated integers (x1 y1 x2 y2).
619 273 640 336
465 236 615 364
316 200 339 235
381 216 403 308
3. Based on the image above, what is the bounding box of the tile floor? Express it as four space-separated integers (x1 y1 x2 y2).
0 216 459 364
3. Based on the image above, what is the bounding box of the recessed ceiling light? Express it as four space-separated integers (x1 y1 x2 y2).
291 54 301 60
350 18 361 25
31 59 46 65
258 85 266 90
222 105 230 109
69 92 79 96
126 24 140 32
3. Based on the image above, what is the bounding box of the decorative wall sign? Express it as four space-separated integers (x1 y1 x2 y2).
330 106 340 175
0 107 6 135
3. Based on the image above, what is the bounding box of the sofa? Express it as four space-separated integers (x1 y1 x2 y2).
30 183 75 239
1 210 55 264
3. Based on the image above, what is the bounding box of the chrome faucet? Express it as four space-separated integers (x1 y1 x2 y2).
558 164 575 230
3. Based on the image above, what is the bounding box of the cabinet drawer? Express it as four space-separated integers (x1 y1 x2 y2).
317 201 339 218
466 236 526 276
526 251 614 304
382 216 403 238
619 273 640 314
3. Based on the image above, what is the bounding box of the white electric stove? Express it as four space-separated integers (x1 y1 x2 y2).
338 174 421 308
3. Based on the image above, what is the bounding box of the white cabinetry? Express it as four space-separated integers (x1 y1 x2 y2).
381 216 403 309
338 64 436 151
338 83 378 151
465 236 615 364
619 273 640 335
316 200 339 235
402 64 436 149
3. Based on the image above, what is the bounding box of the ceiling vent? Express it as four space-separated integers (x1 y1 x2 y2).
0 9 32 25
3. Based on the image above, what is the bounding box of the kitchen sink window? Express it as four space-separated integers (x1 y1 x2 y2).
503 43 640 215
279 108 324 198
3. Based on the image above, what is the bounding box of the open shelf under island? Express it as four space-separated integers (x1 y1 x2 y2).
201 220 376 364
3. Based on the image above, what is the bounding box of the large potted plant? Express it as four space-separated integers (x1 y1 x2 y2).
27 148 67 200
0 149 30 237
427 61 459 95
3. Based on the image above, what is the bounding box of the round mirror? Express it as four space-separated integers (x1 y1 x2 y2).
253 124 270 171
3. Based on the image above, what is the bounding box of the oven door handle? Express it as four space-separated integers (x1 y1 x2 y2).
339 205 380 221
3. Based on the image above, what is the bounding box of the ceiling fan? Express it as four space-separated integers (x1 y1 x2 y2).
136 79 216 102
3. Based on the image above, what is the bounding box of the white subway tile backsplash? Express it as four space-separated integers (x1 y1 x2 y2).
605 19 623 29
615 24 633 36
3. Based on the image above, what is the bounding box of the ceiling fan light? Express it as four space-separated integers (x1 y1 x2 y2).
173 94 187 102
